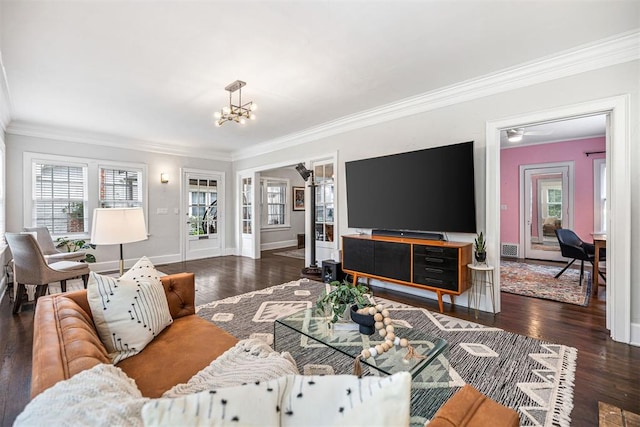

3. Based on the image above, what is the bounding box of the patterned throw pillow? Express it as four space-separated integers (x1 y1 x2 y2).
141 372 411 426
87 257 173 364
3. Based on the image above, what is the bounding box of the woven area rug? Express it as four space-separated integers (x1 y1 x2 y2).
196 279 577 427
501 261 592 306
273 248 305 259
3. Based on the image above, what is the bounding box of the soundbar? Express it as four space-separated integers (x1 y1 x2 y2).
371 229 445 241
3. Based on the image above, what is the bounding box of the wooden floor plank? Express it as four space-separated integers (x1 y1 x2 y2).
1 251 638 426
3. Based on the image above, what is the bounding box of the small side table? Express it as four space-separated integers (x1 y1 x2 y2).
467 264 496 318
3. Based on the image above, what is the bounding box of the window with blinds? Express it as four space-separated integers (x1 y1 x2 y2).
26 153 148 237
260 178 289 228
34 163 88 234
99 167 143 208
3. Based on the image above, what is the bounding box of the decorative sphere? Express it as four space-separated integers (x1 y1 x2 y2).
361 349 371 359
378 328 387 338
394 337 401 345
381 342 390 351
368 307 377 316
385 339 394 348
375 344 384 354
374 313 383 322
375 321 384 330
375 304 384 312
399 338 409 348
386 332 396 341
383 318 393 326
370 347 378 357
386 325 395 333
381 309 390 318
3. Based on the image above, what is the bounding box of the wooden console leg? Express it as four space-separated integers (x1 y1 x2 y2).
436 291 444 313
449 294 455 306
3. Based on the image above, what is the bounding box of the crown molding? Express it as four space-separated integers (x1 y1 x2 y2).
232 29 640 161
0 51 12 133
6 121 233 161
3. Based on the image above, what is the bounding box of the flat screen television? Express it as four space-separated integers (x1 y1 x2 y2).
345 141 476 234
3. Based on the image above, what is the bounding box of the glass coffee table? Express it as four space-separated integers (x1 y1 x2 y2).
274 307 451 420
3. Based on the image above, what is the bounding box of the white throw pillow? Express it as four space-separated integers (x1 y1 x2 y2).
87 256 173 364
142 372 411 427
14 364 148 427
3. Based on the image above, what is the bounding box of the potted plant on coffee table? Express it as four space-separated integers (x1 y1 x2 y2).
316 279 372 323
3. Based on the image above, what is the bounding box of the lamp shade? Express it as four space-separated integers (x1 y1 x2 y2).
91 207 148 245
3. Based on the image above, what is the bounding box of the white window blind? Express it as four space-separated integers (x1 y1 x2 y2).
25 152 148 237
99 167 143 208
34 162 88 234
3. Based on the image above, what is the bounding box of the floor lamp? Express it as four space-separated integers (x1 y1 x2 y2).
91 207 148 276
295 163 322 278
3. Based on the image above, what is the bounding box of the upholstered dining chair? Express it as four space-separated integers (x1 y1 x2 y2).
23 226 86 263
554 228 606 285
5 233 90 314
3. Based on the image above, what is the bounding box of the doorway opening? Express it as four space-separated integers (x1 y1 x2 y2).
487 95 631 343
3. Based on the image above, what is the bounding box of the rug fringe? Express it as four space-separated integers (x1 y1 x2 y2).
550 345 577 427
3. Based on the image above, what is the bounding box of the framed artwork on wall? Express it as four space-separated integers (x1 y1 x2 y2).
293 187 305 211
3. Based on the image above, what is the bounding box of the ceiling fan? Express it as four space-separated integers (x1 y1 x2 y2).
505 127 552 143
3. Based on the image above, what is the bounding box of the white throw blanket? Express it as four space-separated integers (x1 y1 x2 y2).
163 338 299 397
15 339 299 426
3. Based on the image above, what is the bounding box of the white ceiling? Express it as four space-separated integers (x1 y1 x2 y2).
499 114 607 148
1 1 637 157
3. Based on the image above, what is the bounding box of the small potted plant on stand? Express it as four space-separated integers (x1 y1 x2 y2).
316 280 372 324
474 231 487 265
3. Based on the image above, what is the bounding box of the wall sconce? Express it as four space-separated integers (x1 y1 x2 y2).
160 173 169 184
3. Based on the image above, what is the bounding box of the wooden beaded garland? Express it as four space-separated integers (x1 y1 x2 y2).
357 303 425 365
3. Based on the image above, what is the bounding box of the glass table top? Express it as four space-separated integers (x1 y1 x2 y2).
274 307 448 378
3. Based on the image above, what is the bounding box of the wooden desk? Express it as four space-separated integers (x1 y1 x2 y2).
593 234 606 298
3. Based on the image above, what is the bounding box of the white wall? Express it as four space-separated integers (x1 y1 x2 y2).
233 61 640 338
5 133 233 270
259 166 306 250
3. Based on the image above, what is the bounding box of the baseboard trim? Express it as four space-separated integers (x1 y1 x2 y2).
261 240 297 251
630 322 640 347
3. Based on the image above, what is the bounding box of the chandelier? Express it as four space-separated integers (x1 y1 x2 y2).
214 80 257 127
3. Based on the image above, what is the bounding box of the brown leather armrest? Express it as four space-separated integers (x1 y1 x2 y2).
429 385 520 427
31 294 110 398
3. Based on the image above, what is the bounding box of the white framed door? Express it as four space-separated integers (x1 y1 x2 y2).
182 169 225 261
238 172 260 259
520 162 574 261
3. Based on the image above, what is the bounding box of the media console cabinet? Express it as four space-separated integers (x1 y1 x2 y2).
341 234 473 313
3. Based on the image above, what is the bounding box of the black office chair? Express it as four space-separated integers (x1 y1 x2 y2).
554 229 606 285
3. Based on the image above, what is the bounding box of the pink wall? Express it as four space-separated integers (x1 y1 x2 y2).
500 137 605 246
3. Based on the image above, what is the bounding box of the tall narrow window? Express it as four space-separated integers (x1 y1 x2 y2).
33 162 88 234
241 178 252 234
188 179 218 236
99 167 143 208
0 145 5 244
594 158 606 233
314 162 334 242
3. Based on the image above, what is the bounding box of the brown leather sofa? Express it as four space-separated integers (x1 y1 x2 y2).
31 272 238 398
32 272 520 427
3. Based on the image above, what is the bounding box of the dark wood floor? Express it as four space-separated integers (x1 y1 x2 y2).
1 250 638 426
